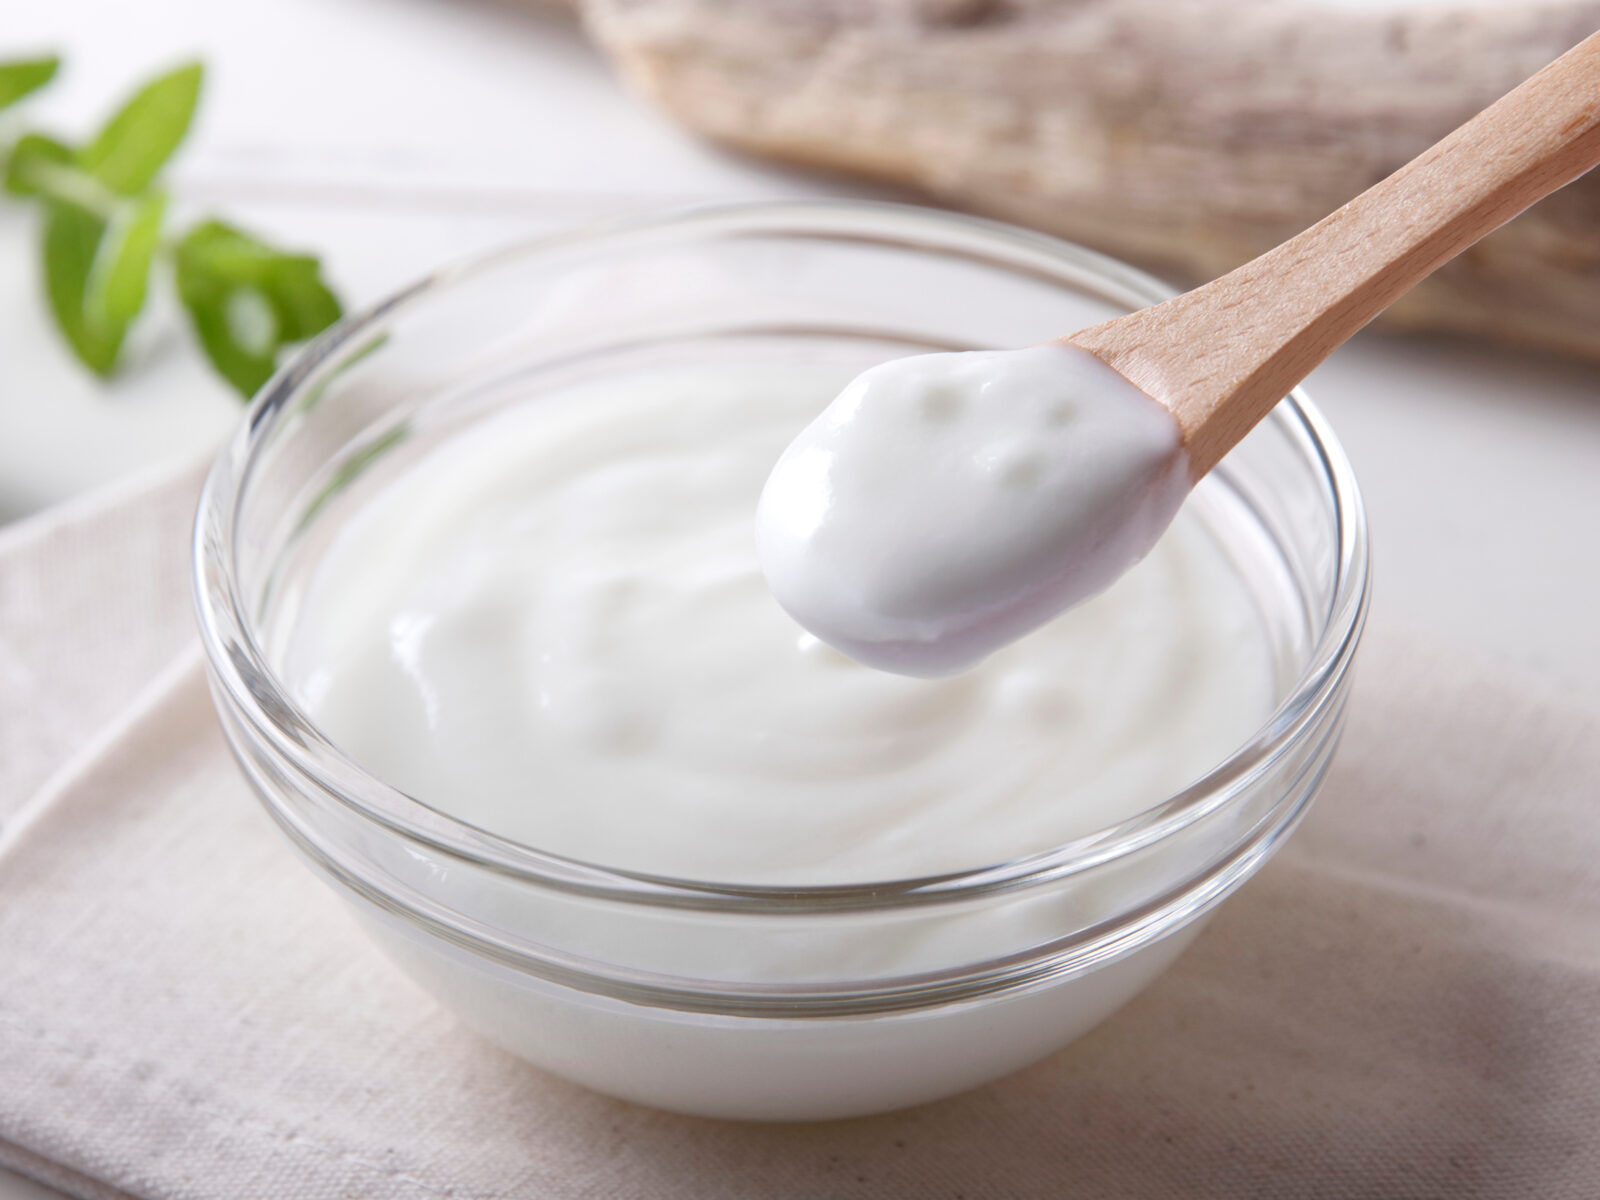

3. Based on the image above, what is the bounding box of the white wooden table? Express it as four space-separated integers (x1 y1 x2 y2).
4 0 1599 1193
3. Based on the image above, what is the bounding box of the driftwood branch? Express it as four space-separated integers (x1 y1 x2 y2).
573 0 1600 358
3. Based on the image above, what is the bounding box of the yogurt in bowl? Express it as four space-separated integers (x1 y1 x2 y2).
194 201 1368 1120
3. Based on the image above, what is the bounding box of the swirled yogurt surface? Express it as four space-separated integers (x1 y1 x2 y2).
282 359 1271 886
757 345 1189 675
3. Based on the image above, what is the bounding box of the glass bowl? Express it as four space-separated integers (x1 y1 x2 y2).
193 201 1369 1121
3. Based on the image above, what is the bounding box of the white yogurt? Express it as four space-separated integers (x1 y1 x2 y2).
282 359 1269 888
756 345 1189 676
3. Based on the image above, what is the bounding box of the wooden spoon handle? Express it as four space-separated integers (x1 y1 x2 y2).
1069 29 1600 478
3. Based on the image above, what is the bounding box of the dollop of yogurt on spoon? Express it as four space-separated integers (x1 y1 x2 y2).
755 344 1191 676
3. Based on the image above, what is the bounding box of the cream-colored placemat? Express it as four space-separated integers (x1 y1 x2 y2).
0 458 206 826
1 468 1597 1199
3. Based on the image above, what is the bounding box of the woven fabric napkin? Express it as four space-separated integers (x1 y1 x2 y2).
2 464 1598 1200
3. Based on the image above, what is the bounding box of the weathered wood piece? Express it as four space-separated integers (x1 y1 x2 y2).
1071 29 1600 475
574 0 1600 359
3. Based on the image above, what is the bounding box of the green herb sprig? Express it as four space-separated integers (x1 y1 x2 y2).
0 54 342 397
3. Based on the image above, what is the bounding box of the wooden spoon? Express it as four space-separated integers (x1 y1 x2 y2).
758 31 1600 677
1067 28 1600 480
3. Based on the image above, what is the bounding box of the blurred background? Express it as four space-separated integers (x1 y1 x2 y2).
2 0 1598 676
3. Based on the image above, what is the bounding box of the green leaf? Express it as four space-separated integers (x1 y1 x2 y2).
81 61 202 195
3 133 75 198
42 203 123 376
86 189 166 328
176 260 269 396
0 55 60 111
175 219 343 397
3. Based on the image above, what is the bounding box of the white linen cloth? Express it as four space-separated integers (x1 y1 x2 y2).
1 464 1597 1199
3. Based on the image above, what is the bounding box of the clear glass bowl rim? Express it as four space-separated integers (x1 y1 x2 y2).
193 198 1371 916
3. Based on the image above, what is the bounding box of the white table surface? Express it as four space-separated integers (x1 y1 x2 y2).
4 0 1600 1194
